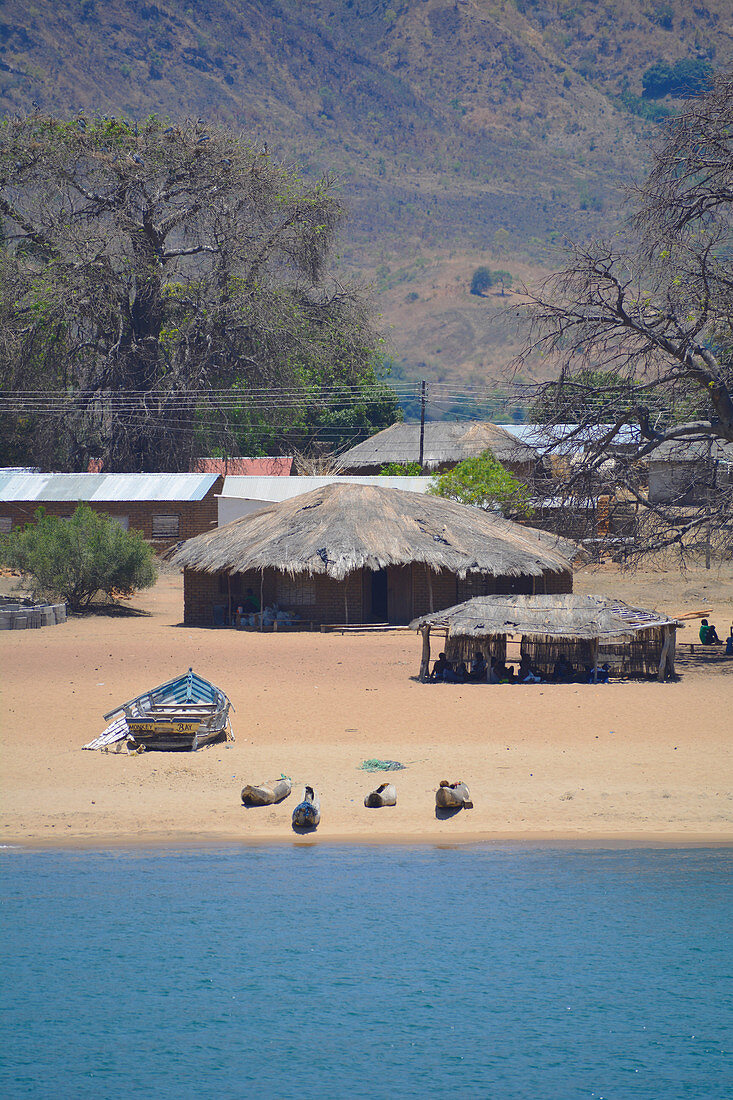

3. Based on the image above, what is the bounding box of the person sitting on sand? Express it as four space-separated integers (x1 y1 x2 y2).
552 654 574 682
699 619 722 644
431 652 450 681
726 630 733 657
467 651 488 682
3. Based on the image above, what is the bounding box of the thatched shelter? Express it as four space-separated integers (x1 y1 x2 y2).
412 594 678 682
170 482 576 627
337 421 538 477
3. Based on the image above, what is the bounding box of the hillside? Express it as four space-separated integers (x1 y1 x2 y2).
1 0 731 390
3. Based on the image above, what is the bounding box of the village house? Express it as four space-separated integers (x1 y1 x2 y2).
171 481 576 628
336 421 538 480
0 472 223 548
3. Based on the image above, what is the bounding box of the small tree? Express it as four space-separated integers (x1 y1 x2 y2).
0 504 158 610
493 270 513 296
427 450 533 518
470 267 493 296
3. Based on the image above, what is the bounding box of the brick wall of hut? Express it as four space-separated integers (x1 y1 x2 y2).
0 493 219 550
182 563 573 627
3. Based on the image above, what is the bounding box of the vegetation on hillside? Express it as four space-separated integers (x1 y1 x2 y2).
0 0 729 394
0 113 397 470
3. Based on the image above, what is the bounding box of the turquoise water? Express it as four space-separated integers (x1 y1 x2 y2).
1 845 731 1099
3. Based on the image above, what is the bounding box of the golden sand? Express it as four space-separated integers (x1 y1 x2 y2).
2 565 732 847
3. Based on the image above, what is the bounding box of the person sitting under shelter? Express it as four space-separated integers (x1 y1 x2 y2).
552 654 574 682
453 660 469 683
467 651 488 682
518 655 541 684
699 618 722 644
431 652 451 682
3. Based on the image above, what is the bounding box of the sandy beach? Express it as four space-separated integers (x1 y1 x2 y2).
2 563 732 848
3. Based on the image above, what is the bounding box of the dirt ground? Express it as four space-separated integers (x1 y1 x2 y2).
2 561 732 848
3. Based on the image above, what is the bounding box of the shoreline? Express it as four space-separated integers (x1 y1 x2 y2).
4 830 733 852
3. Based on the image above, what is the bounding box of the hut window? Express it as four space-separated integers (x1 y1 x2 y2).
152 514 180 538
111 515 129 532
0 517 12 533
277 576 316 606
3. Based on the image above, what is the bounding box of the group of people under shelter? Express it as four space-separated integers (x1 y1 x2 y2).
699 619 733 655
429 650 611 685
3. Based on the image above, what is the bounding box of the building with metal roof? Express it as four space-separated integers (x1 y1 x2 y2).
218 474 433 525
0 472 222 546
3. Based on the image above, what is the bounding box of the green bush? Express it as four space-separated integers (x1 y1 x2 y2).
379 461 423 476
0 504 158 610
427 450 533 518
642 59 713 99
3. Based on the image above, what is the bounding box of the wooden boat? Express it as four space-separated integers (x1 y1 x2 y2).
241 777 292 807
85 669 233 752
435 780 473 810
292 785 321 829
364 782 397 808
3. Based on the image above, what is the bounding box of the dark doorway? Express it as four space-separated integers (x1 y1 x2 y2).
370 569 388 621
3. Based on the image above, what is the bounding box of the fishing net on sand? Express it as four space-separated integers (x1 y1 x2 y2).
358 759 406 772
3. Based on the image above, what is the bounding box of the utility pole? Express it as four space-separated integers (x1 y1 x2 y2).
419 380 426 472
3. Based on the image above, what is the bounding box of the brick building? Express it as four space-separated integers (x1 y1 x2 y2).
172 482 575 627
0 472 223 549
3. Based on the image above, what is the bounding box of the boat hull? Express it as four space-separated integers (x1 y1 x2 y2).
241 777 292 806
127 717 229 752
436 782 472 810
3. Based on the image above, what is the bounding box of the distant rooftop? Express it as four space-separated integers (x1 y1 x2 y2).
0 472 220 503
337 421 537 470
194 456 294 476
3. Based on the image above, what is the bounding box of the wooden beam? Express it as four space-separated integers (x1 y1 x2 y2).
658 626 672 682
419 625 431 682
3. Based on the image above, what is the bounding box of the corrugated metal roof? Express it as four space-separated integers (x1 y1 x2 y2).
0 472 220 503
194 457 294 476
502 423 641 453
221 474 433 502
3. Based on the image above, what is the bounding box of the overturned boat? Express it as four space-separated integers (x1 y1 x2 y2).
292 785 321 829
435 780 473 810
241 777 292 807
84 668 234 752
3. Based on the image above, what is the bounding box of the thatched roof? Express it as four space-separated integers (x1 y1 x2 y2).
337 421 537 470
170 482 575 581
411 594 676 640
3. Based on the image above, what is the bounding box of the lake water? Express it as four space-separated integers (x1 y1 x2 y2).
1 845 731 1099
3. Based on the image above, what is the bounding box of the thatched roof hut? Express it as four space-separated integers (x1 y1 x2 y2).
411 594 678 681
337 421 537 475
171 482 577 627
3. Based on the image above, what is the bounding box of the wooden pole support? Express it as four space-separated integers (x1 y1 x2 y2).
419 625 431 682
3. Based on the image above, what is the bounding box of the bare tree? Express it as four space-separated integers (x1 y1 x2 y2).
0 113 395 470
516 72 733 561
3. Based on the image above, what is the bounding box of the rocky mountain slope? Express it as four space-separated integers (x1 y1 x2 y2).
1 0 730 391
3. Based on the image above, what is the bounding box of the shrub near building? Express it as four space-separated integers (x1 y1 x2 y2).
0 504 158 611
